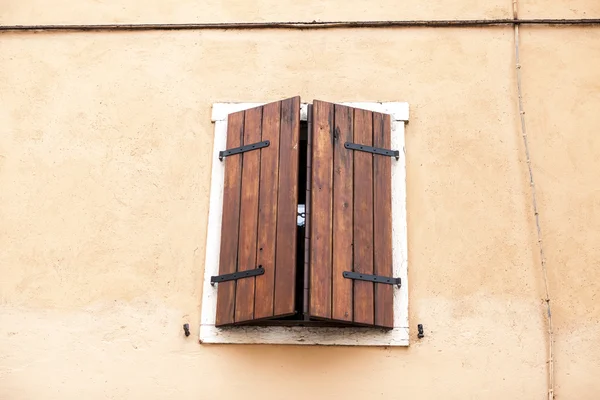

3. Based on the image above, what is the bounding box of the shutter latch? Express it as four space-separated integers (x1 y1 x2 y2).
344 142 400 160
211 266 265 286
343 271 401 288
219 140 270 161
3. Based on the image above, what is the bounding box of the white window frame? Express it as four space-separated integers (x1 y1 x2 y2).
200 101 409 346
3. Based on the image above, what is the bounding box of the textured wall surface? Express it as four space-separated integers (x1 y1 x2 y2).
518 27 600 397
1 0 512 24
0 1 599 398
2 0 599 24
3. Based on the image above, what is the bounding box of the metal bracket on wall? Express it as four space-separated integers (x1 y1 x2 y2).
344 142 400 160
219 140 270 161
343 271 401 287
211 266 265 286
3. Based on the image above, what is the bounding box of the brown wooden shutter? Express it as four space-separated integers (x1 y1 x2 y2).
309 100 394 329
215 97 301 327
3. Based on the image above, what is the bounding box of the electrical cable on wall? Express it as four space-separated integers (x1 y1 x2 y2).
512 1 555 399
0 18 600 32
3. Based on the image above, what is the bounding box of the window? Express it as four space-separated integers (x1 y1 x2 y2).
201 98 409 346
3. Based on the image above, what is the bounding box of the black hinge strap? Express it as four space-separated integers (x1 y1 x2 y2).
344 142 400 160
211 266 265 285
343 271 401 287
219 140 270 161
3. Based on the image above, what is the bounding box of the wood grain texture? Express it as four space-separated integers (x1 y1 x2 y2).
254 101 281 319
332 104 354 322
373 113 394 329
215 110 244 327
310 100 334 319
352 108 374 326
234 106 262 323
274 96 300 316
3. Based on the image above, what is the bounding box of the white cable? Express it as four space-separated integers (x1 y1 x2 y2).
512 1 555 398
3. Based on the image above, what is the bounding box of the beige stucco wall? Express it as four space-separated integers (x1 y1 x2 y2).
1 1 599 399
2 0 600 23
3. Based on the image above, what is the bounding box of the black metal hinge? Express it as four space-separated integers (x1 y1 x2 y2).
343 271 401 287
344 142 400 160
211 266 265 285
219 140 270 161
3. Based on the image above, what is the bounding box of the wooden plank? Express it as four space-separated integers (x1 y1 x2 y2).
332 104 354 323
352 108 374 326
215 110 244 327
274 97 301 316
373 113 394 329
234 106 263 323
254 101 281 319
309 100 334 319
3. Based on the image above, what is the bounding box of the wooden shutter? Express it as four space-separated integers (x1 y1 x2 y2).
309 100 394 329
215 97 301 327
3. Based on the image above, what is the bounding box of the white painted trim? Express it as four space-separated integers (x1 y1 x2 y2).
201 102 409 346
